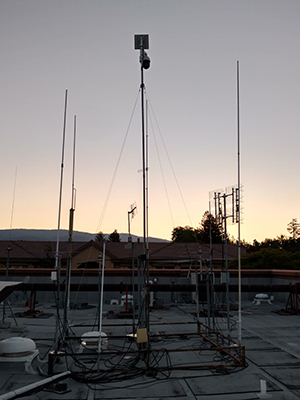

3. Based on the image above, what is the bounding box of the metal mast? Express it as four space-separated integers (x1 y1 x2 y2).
54 90 68 353
63 115 77 335
237 61 242 345
134 34 151 339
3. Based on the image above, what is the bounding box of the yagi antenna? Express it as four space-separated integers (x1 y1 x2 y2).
130 202 137 219
128 202 137 242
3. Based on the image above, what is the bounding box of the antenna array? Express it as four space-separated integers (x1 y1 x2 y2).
209 185 243 228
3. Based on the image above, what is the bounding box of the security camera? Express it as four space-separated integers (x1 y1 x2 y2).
142 52 151 69
140 51 150 69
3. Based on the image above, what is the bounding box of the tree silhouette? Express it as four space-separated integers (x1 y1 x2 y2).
171 226 197 242
287 218 300 240
197 211 223 244
171 212 223 243
108 229 121 242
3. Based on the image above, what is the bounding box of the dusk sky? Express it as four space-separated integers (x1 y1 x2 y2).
1 1 300 243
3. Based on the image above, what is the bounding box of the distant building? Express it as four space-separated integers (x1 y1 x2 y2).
0 240 243 271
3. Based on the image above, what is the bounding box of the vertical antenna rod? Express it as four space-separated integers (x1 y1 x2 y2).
54 89 68 352
63 115 77 333
55 89 68 271
140 43 147 257
237 61 242 345
146 99 149 252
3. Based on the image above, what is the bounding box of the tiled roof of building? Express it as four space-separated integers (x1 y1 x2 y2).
0 240 244 263
0 240 83 260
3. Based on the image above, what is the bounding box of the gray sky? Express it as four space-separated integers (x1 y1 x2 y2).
1 0 300 243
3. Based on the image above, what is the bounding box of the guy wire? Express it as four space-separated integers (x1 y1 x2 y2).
95 89 140 234
145 93 195 230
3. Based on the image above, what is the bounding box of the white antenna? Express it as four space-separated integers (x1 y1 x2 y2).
237 61 242 346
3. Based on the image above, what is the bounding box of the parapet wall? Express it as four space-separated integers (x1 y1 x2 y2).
1 268 298 307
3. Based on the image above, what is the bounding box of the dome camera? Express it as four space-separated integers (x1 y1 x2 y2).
142 53 151 70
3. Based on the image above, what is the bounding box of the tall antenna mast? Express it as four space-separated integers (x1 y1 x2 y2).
237 61 242 345
63 115 77 333
134 34 151 338
135 34 150 256
55 89 68 272
54 89 68 352
146 99 149 251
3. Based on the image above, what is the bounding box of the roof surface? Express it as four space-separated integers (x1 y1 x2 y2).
0 295 300 399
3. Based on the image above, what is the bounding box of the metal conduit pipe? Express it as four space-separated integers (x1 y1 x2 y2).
0 371 71 400
20 282 299 293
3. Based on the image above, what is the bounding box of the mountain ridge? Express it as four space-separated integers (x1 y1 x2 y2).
0 229 169 243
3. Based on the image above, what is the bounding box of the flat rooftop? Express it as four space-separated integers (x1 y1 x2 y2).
1 297 300 399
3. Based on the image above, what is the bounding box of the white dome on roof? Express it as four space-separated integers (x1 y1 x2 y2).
0 337 36 357
255 293 270 299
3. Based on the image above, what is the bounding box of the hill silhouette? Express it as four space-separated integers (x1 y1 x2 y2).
0 229 169 243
